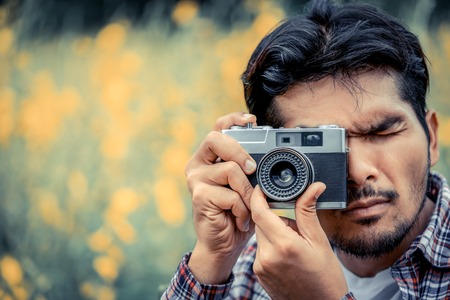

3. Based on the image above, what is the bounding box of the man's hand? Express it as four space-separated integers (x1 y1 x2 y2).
251 184 349 299
186 112 257 284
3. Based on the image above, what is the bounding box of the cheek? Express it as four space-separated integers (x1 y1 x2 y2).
379 141 429 216
382 140 428 191
374 127 428 179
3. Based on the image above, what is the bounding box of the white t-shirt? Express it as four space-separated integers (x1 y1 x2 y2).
341 264 402 300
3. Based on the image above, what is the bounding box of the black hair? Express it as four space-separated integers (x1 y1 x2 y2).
242 0 430 139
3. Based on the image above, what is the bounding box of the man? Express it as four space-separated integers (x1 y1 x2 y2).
163 0 449 298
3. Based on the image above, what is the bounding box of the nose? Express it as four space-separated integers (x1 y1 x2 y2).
347 137 379 187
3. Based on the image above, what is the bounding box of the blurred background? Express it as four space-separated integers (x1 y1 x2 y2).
0 0 449 299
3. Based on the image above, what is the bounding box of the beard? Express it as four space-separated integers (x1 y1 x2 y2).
329 162 430 259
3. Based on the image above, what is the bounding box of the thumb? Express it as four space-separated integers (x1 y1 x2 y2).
294 182 327 241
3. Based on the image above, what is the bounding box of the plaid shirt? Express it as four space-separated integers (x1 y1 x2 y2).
162 172 450 299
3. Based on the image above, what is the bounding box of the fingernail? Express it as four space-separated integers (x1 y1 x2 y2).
243 219 250 232
243 113 253 120
245 159 256 173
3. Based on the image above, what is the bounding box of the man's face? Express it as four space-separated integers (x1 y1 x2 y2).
274 72 439 258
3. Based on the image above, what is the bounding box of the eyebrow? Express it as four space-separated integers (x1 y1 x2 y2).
353 114 406 134
294 113 406 134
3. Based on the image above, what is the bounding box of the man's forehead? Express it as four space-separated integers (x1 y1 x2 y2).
287 104 412 132
274 73 415 128
281 72 396 97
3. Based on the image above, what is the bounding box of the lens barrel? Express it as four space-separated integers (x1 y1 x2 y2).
257 148 313 201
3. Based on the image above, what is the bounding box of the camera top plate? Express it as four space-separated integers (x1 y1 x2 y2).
222 124 347 154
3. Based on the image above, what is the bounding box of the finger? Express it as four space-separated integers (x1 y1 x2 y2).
250 185 293 243
214 112 257 131
192 183 252 232
188 161 254 209
294 182 327 241
213 161 254 209
186 131 257 175
218 190 252 233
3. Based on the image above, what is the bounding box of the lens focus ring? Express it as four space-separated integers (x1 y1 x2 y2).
257 148 313 201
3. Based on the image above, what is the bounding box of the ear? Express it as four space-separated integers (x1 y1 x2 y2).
426 110 440 167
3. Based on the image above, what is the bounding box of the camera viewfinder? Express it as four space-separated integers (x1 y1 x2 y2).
302 132 323 147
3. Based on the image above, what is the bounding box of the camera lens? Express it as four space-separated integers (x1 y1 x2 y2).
271 162 296 188
257 148 313 202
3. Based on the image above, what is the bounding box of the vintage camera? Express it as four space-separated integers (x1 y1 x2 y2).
222 124 348 209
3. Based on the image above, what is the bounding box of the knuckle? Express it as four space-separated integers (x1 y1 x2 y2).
184 158 196 177
215 112 241 130
222 160 241 174
185 174 195 192
242 182 254 198
228 193 242 208
185 167 201 186
257 250 277 270
191 184 209 205
276 240 296 257
225 187 242 204
184 131 224 176
186 168 208 196
205 130 222 145
253 263 263 276
251 209 264 224
196 131 222 155
215 116 227 127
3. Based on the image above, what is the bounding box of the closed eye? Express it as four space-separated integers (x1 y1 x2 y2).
375 125 407 135
349 114 408 140
349 130 403 140
369 128 406 139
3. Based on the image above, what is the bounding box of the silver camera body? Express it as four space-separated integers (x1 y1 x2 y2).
222 124 348 209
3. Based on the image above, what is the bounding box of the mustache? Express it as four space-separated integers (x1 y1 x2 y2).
347 185 399 204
